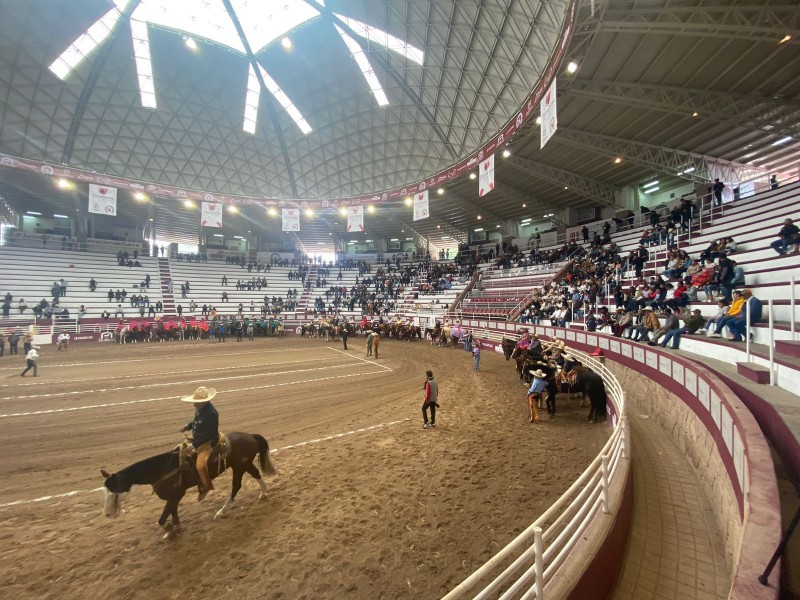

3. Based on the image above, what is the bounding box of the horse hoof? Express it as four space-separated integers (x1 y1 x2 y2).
214 510 226 520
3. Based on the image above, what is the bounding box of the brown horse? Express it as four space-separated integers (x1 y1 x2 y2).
102 432 276 538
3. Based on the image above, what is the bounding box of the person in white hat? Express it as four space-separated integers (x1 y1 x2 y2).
21 346 41 377
179 386 219 500
526 369 547 423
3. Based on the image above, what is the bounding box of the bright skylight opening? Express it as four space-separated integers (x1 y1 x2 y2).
334 14 424 65
258 65 312 134
334 25 389 107
49 5 125 79
130 18 157 108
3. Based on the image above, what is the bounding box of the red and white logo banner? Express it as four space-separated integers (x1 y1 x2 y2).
88 184 117 216
413 190 429 221
479 153 495 197
540 79 558 149
282 208 300 231
347 205 364 232
201 202 223 228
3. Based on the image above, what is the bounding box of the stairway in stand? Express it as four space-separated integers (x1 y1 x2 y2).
297 265 319 313
157 258 177 316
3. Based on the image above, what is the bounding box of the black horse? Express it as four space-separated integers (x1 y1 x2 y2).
101 432 276 538
571 366 608 423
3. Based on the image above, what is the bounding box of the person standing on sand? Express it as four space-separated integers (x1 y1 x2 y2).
21 346 41 377
372 331 380 359
366 330 374 356
472 343 480 372
422 370 439 429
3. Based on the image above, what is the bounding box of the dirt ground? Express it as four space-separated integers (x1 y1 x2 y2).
0 335 607 600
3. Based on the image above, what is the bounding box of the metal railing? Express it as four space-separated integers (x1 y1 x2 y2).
443 339 628 600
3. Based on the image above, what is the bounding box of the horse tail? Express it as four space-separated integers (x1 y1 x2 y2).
254 434 277 476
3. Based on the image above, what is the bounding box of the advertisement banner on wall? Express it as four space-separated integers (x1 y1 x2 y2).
282 208 300 231
88 184 117 216
413 190 429 221
478 153 494 197
540 79 558 149
201 202 223 228
347 205 364 232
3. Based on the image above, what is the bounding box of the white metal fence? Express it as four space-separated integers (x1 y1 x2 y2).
443 337 628 600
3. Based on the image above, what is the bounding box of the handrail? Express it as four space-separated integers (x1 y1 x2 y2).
443 338 627 600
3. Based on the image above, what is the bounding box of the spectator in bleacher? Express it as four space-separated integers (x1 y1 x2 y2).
659 309 705 349
725 289 762 343
1 299 9 319
177 305 183 316
8 330 19 355
709 290 745 338
625 210 635 228
181 284 187 298
648 308 679 346
631 306 660 342
222 275 227 286
108 290 114 302
78 305 86 322
696 300 728 336
770 218 799 256
101 309 110 320
59 279 68 297
717 255 736 301
713 178 724 206
89 278 97 292
770 175 779 190
581 226 589 243
221 292 229 302
114 304 125 318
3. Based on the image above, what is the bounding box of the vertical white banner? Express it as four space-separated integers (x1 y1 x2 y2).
200 202 223 228
347 205 364 232
479 153 495 197
540 79 558 149
413 190 429 221
88 184 117 216
282 208 300 231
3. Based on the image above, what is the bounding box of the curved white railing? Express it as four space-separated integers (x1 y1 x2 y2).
443 336 629 600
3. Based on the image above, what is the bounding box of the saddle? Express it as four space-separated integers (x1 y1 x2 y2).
177 432 229 475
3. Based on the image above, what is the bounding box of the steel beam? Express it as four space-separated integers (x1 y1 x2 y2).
567 79 800 139
555 127 771 184
599 5 800 43
505 156 620 205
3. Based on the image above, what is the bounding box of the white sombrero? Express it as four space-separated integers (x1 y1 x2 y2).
529 369 546 378
181 386 217 403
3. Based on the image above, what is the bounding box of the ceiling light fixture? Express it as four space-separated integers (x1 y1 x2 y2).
502 149 511 158
779 34 792 45
477 215 482 220
771 136 793 146
437 188 445 195
566 61 578 74
404 197 412 206
644 187 660 194
57 178 72 189
367 205 375 213
535 116 542 126
268 208 277 216
614 156 622 164
305 208 314 217
184 37 198 51
227 206 238 214
281 37 292 50
469 172 476 180
691 111 699 117
183 199 194 207
53 213 69 219
26 211 42 216
474 228 484 232
643 180 659 188
522 203 526 208
134 192 148 201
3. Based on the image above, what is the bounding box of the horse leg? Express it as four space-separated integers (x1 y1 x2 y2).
160 497 182 539
215 467 245 520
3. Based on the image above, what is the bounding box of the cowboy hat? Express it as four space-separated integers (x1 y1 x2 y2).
563 353 575 361
181 386 217 403
644 306 654 311
529 369 546 378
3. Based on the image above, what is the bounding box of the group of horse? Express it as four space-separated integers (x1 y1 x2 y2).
502 334 608 422
113 319 286 343
298 318 423 342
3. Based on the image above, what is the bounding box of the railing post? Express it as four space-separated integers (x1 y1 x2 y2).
745 298 751 362
534 525 544 599
601 453 610 514
769 299 775 386
622 411 630 460
791 276 796 342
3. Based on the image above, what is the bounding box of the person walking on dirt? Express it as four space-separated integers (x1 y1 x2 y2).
372 331 380 359
21 346 40 377
422 370 439 429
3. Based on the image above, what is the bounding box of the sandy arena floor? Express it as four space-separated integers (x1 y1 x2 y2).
0 335 607 600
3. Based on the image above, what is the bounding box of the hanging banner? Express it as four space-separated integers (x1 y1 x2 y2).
88 184 117 216
479 153 495 197
347 205 364 232
282 208 300 231
540 79 558 149
413 190 429 221
201 202 223 228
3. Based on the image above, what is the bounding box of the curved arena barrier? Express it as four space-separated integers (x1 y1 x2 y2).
447 322 782 600
443 345 631 600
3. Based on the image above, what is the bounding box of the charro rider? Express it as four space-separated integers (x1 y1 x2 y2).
179 386 220 501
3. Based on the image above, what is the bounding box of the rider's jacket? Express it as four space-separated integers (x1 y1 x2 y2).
185 402 219 448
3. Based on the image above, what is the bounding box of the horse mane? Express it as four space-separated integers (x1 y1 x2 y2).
115 450 181 490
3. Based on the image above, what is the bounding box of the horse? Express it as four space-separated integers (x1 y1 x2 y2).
570 365 608 422
501 337 516 360
101 432 276 538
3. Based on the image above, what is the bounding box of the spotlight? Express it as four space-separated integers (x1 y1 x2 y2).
614 156 622 164
227 206 238 214
183 199 194 207
469 173 476 180
367 205 375 213
566 61 578 74
404 197 412 206
268 208 277 216
502 149 511 158
57 178 73 190
305 208 314 217
535 116 542 126
437 188 445 195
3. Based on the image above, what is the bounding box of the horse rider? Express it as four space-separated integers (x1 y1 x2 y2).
527 369 547 423
179 387 220 501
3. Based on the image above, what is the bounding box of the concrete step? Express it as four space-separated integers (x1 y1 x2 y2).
775 340 800 359
736 361 771 384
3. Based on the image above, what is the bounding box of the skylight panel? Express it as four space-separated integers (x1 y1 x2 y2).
232 0 321 52
131 0 244 52
334 25 389 107
130 18 157 108
49 5 125 79
258 66 312 134
334 14 424 65
243 64 261 134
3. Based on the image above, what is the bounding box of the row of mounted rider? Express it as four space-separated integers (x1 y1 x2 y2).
502 331 608 423
113 317 286 342
299 319 424 341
